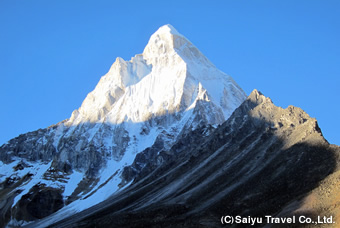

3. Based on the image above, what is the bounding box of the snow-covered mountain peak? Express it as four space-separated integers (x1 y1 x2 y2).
66 25 246 125
0 25 249 227
50 24 246 164
153 24 181 36
143 24 192 61
143 25 222 80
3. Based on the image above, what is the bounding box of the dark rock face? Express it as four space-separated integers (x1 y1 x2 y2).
120 134 165 184
39 90 340 228
12 184 64 221
0 128 55 164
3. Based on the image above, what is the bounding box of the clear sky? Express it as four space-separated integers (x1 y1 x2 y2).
0 0 339 146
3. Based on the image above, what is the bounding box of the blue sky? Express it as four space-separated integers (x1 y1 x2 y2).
0 0 339 145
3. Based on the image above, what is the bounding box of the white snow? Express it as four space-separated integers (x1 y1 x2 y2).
63 170 83 198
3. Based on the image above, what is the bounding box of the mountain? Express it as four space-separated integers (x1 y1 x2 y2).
0 25 246 227
29 90 340 228
1 25 339 228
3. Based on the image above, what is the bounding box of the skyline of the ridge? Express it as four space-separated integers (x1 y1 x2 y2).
0 1 339 145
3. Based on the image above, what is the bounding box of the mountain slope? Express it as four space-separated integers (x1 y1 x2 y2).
34 90 340 228
0 25 246 227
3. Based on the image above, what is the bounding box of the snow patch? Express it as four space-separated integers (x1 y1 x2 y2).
63 171 84 198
